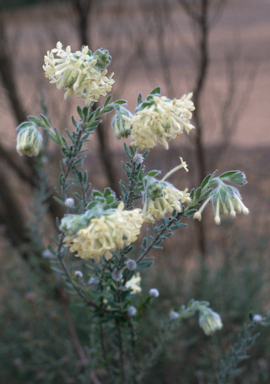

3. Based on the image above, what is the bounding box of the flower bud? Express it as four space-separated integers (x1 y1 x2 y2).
111 107 133 139
199 309 223 336
127 305 137 317
60 214 88 236
16 125 43 157
74 270 83 278
88 277 99 286
125 259 137 271
65 198 75 209
253 314 263 323
112 269 123 282
169 311 179 320
93 48 112 69
147 182 164 200
149 288 159 298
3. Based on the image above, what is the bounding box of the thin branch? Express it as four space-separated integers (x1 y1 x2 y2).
59 288 88 366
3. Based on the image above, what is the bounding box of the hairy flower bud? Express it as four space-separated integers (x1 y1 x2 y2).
149 288 159 298
16 125 43 157
65 198 75 209
127 306 137 317
111 107 133 139
74 270 83 278
112 269 123 282
125 259 137 271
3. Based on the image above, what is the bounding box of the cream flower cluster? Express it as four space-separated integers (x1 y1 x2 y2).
123 94 195 150
43 42 114 105
64 203 143 261
143 185 191 222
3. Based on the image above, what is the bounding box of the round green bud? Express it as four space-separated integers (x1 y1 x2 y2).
16 125 43 157
147 182 164 201
93 48 112 69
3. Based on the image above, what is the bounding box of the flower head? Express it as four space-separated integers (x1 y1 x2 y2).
199 309 223 336
43 42 114 105
64 203 143 261
125 273 142 294
143 180 190 222
123 94 195 150
16 125 43 157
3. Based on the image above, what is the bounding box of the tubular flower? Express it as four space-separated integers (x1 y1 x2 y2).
43 42 114 105
64 203 143 261
123 94 195 150
143 182 190 223
125 273 142 294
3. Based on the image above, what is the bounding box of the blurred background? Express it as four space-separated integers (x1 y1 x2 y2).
0 0 270 383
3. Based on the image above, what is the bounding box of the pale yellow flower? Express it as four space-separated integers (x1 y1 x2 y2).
43 42 114 105
123 94 195 150
125 273 142 294
64 203 143 261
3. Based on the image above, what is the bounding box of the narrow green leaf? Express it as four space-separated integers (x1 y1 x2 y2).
137 93 142 106
137 262 153 270
40 114 51 128
201 174 211 190
195 187 201 200
149 87 161 96
124 142 132 158
114 99 126 105
71 116 77 127
53 196 66 206
28 115 42 126
77 106 83 118
104 95 112 107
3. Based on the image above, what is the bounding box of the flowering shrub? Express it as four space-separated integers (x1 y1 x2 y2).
15 42 270 383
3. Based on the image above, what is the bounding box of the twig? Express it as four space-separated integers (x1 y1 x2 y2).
90 371 103 384
136 213 183 265
116 318 125 383
56 233 111 314
59 288 88 366
125 159 137 209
